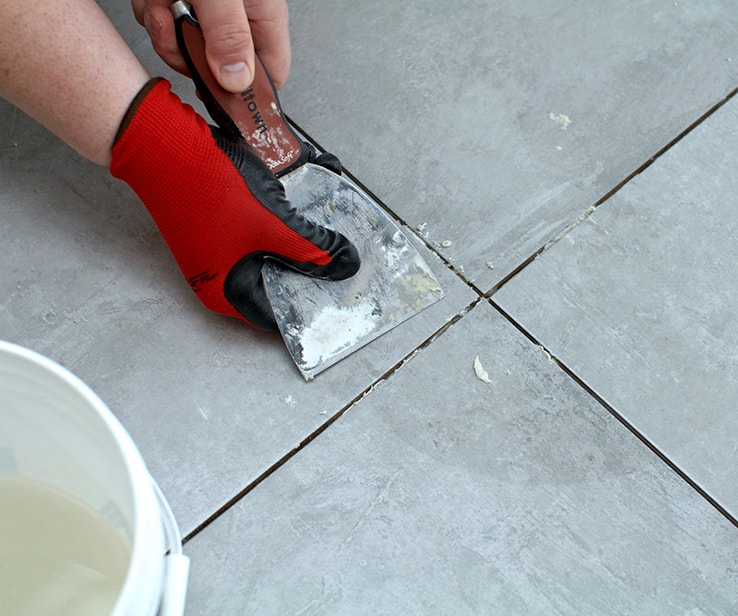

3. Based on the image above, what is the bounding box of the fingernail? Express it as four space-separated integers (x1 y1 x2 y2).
220 62 252 92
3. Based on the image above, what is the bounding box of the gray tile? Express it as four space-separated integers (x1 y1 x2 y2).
5 2 737 609
183 302 737 615
495 96 738 517
0 99 475 533
281 0 738 289
1 0 478 536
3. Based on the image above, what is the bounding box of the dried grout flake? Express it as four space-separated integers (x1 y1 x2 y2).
548 112 572 130
473 355 493 384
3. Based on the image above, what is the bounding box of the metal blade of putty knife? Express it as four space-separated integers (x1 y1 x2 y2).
263 164 443 379
173 1 443 379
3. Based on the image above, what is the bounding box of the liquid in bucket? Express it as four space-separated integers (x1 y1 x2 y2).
0 476 131 616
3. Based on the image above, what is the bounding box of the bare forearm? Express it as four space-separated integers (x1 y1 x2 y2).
0 0 150 165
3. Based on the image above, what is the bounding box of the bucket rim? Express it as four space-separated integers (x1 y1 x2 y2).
0 340 171 615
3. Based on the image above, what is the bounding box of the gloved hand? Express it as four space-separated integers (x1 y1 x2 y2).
110 78 360 330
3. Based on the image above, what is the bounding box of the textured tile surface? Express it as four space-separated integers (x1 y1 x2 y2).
1 0 737 612
282 0 738 289
495 96 738 518
0 89 474 535
183 303 738 615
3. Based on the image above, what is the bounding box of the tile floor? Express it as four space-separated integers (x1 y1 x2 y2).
1 0 737 613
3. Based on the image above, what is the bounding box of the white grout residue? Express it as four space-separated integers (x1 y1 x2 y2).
300 303 377 368
548 112 572 130
382 232 410 270
473 355 493 384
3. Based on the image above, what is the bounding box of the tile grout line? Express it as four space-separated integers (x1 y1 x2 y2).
241 93 738 537
182 296 483 544
489 82 738 298
287 116 486 297
480 85 738 528
490 297 738 530
183 120 490 544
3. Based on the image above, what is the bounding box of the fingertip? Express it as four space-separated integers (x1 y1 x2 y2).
196 3 256 93
295 237 361 281
326 241 361 281
143 11 162 38
145 6 190 76
146 5 173 42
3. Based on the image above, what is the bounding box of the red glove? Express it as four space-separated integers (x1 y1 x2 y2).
110 79 359 330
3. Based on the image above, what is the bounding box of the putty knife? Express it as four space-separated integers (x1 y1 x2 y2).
173 1 443 379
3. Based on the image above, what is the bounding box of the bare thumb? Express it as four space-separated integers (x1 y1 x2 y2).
199 7 255 92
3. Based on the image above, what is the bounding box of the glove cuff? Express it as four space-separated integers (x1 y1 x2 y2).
113 78 167 145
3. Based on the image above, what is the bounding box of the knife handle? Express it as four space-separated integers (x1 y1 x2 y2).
171 0 308 177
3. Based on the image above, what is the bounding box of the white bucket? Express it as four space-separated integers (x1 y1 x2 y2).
0 341 189 615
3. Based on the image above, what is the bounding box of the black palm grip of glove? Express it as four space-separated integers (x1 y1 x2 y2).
214 128 360 330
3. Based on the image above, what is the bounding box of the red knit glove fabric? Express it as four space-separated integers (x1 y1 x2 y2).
110 79 359 330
